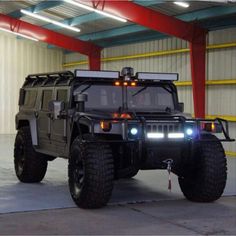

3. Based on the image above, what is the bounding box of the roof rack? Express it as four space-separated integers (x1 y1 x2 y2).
26 71 74 80
23 71 74 88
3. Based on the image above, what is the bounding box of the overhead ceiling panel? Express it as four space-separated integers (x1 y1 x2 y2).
149 1 225 16
50 2 90 18
0 1 30 14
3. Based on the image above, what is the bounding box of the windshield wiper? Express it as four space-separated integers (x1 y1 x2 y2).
80 84 92 94
132 86 148 97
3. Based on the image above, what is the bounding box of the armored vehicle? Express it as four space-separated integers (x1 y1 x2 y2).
14 67 234 208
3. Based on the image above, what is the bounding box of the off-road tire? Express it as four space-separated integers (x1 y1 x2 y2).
68 138 114 209
14 126 48 183
179 134 227 202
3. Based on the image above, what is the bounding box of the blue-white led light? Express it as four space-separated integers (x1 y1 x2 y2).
186 128 193 136
130 127 138 135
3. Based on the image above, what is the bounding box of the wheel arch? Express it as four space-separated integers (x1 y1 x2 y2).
69 122 89 148
16 118 38 146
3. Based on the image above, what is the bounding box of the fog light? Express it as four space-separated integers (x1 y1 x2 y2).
130 127 138 135
186 128 193 136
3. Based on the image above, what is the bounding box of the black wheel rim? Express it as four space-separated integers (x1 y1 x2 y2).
15 137 25 176
72 155 85 198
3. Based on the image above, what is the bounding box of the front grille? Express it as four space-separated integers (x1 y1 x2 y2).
146 122 182 133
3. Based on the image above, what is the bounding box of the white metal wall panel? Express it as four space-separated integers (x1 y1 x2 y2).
0 32 63 134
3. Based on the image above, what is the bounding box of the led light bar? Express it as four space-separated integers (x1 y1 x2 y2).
64 0 127 23
147 133 164 139
0 27 38 41
75 70 120 79
137 72 178 81
174 2 190 8
21 9 80 32
168 133 185 138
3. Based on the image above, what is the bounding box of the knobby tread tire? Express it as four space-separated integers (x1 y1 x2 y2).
69 138 114 209
14 126 48 183
179 134 227 202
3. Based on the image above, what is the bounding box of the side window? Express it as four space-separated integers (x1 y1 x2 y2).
57 89 68 108
24 90 37 108
41 90 52 111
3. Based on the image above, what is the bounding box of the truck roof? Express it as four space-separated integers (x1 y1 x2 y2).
22 68 179 88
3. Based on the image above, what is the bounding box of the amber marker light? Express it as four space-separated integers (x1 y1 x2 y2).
115 81 120 86
100 121 112 132
120 113 132 119
123 82 128 86
211 122 215 132
131 82 136 86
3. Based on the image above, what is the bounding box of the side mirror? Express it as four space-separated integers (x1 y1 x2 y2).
74 93 88 112
48 100 65 119
18 89 25 106
178 102 184 113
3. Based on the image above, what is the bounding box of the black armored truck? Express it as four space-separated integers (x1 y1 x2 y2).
14 67 234 208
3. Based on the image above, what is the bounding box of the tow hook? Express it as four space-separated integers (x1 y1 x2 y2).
163 159 174 191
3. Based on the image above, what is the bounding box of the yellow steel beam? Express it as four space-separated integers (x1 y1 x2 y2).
225 151 236 158
175 79 236 86
206 115 236 122
63 41 236 68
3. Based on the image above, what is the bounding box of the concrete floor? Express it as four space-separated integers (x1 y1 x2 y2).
0 134 236 235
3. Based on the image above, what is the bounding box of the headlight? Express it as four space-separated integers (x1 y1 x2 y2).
130 127 138 135
128 125 140 139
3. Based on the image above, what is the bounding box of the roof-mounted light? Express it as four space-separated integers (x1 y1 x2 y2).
75 70 120 79
136 72 179 81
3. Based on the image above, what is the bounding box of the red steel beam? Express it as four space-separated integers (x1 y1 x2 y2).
79 0 206 42
0 13 102 70
190 36 207 118
79 0 207 117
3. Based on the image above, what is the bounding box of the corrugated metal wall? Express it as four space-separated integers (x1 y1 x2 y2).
0 31 63 134
64 27 236 153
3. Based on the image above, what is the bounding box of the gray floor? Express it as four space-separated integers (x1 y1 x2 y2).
0 134 236 235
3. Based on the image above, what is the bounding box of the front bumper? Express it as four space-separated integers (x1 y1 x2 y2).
87 115 234 143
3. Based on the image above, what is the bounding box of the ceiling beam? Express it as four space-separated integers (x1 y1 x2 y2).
0 13 101 56
44 0 159 30
77 0 206 42
96 15 236 47
77 5 236 43
9 1 63 18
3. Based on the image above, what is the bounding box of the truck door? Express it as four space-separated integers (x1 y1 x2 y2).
50 88 69 156
37 89 54 152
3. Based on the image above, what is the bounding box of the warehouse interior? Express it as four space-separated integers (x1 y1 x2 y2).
0 0 236 235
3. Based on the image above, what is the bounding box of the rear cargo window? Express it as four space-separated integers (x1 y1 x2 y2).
24 90 37 108
41 90 52 111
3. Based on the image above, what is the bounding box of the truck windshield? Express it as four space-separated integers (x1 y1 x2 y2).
74 84 174 111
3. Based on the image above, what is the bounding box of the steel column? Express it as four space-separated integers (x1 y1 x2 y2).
190 34 207 118
89 49 101 70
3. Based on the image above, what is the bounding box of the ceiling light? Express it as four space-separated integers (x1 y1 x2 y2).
0 27 38 41
21 9 80 32
64 0 127 23
173 1 190 8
